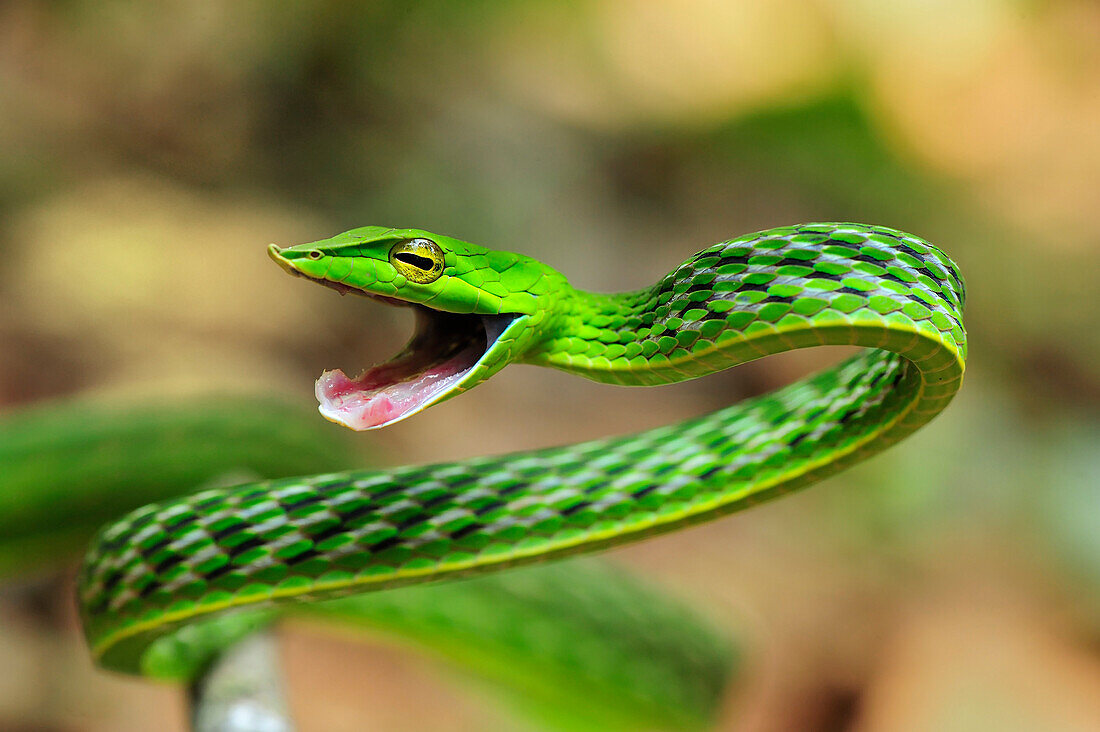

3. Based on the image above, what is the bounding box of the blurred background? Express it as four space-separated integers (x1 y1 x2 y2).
2 0 1100 730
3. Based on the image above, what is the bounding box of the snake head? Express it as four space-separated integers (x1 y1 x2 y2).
269 227 563 430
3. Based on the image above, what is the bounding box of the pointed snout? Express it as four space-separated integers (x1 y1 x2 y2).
267 243 300 277
269 242 327 276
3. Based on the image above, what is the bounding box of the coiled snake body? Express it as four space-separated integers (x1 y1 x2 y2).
79 223 967 675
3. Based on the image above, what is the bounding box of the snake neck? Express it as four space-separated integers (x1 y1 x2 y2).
522 288 668 382
524 224 966 388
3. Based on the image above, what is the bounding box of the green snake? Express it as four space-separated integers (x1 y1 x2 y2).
78 222 967 678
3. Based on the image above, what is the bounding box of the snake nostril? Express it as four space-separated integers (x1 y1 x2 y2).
307 250 323 260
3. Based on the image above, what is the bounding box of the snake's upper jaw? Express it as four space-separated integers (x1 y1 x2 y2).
315 307 521 431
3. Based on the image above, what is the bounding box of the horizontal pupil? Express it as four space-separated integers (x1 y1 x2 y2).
395 252 434 270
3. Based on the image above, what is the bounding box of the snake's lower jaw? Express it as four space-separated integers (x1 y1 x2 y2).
315 308 521 430
315 361 472 430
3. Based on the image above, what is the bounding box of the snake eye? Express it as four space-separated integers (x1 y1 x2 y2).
389 238 445 284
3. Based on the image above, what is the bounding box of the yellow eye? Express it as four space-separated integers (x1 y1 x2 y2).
389 238 445 284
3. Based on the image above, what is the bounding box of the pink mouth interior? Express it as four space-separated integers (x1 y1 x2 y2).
315 307 503 430
316 345 481 430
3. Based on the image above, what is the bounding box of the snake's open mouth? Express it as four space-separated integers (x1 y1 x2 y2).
316 297 518 431
267 243 522 430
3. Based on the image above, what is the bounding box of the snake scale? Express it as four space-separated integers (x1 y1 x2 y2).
78 222 967 676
